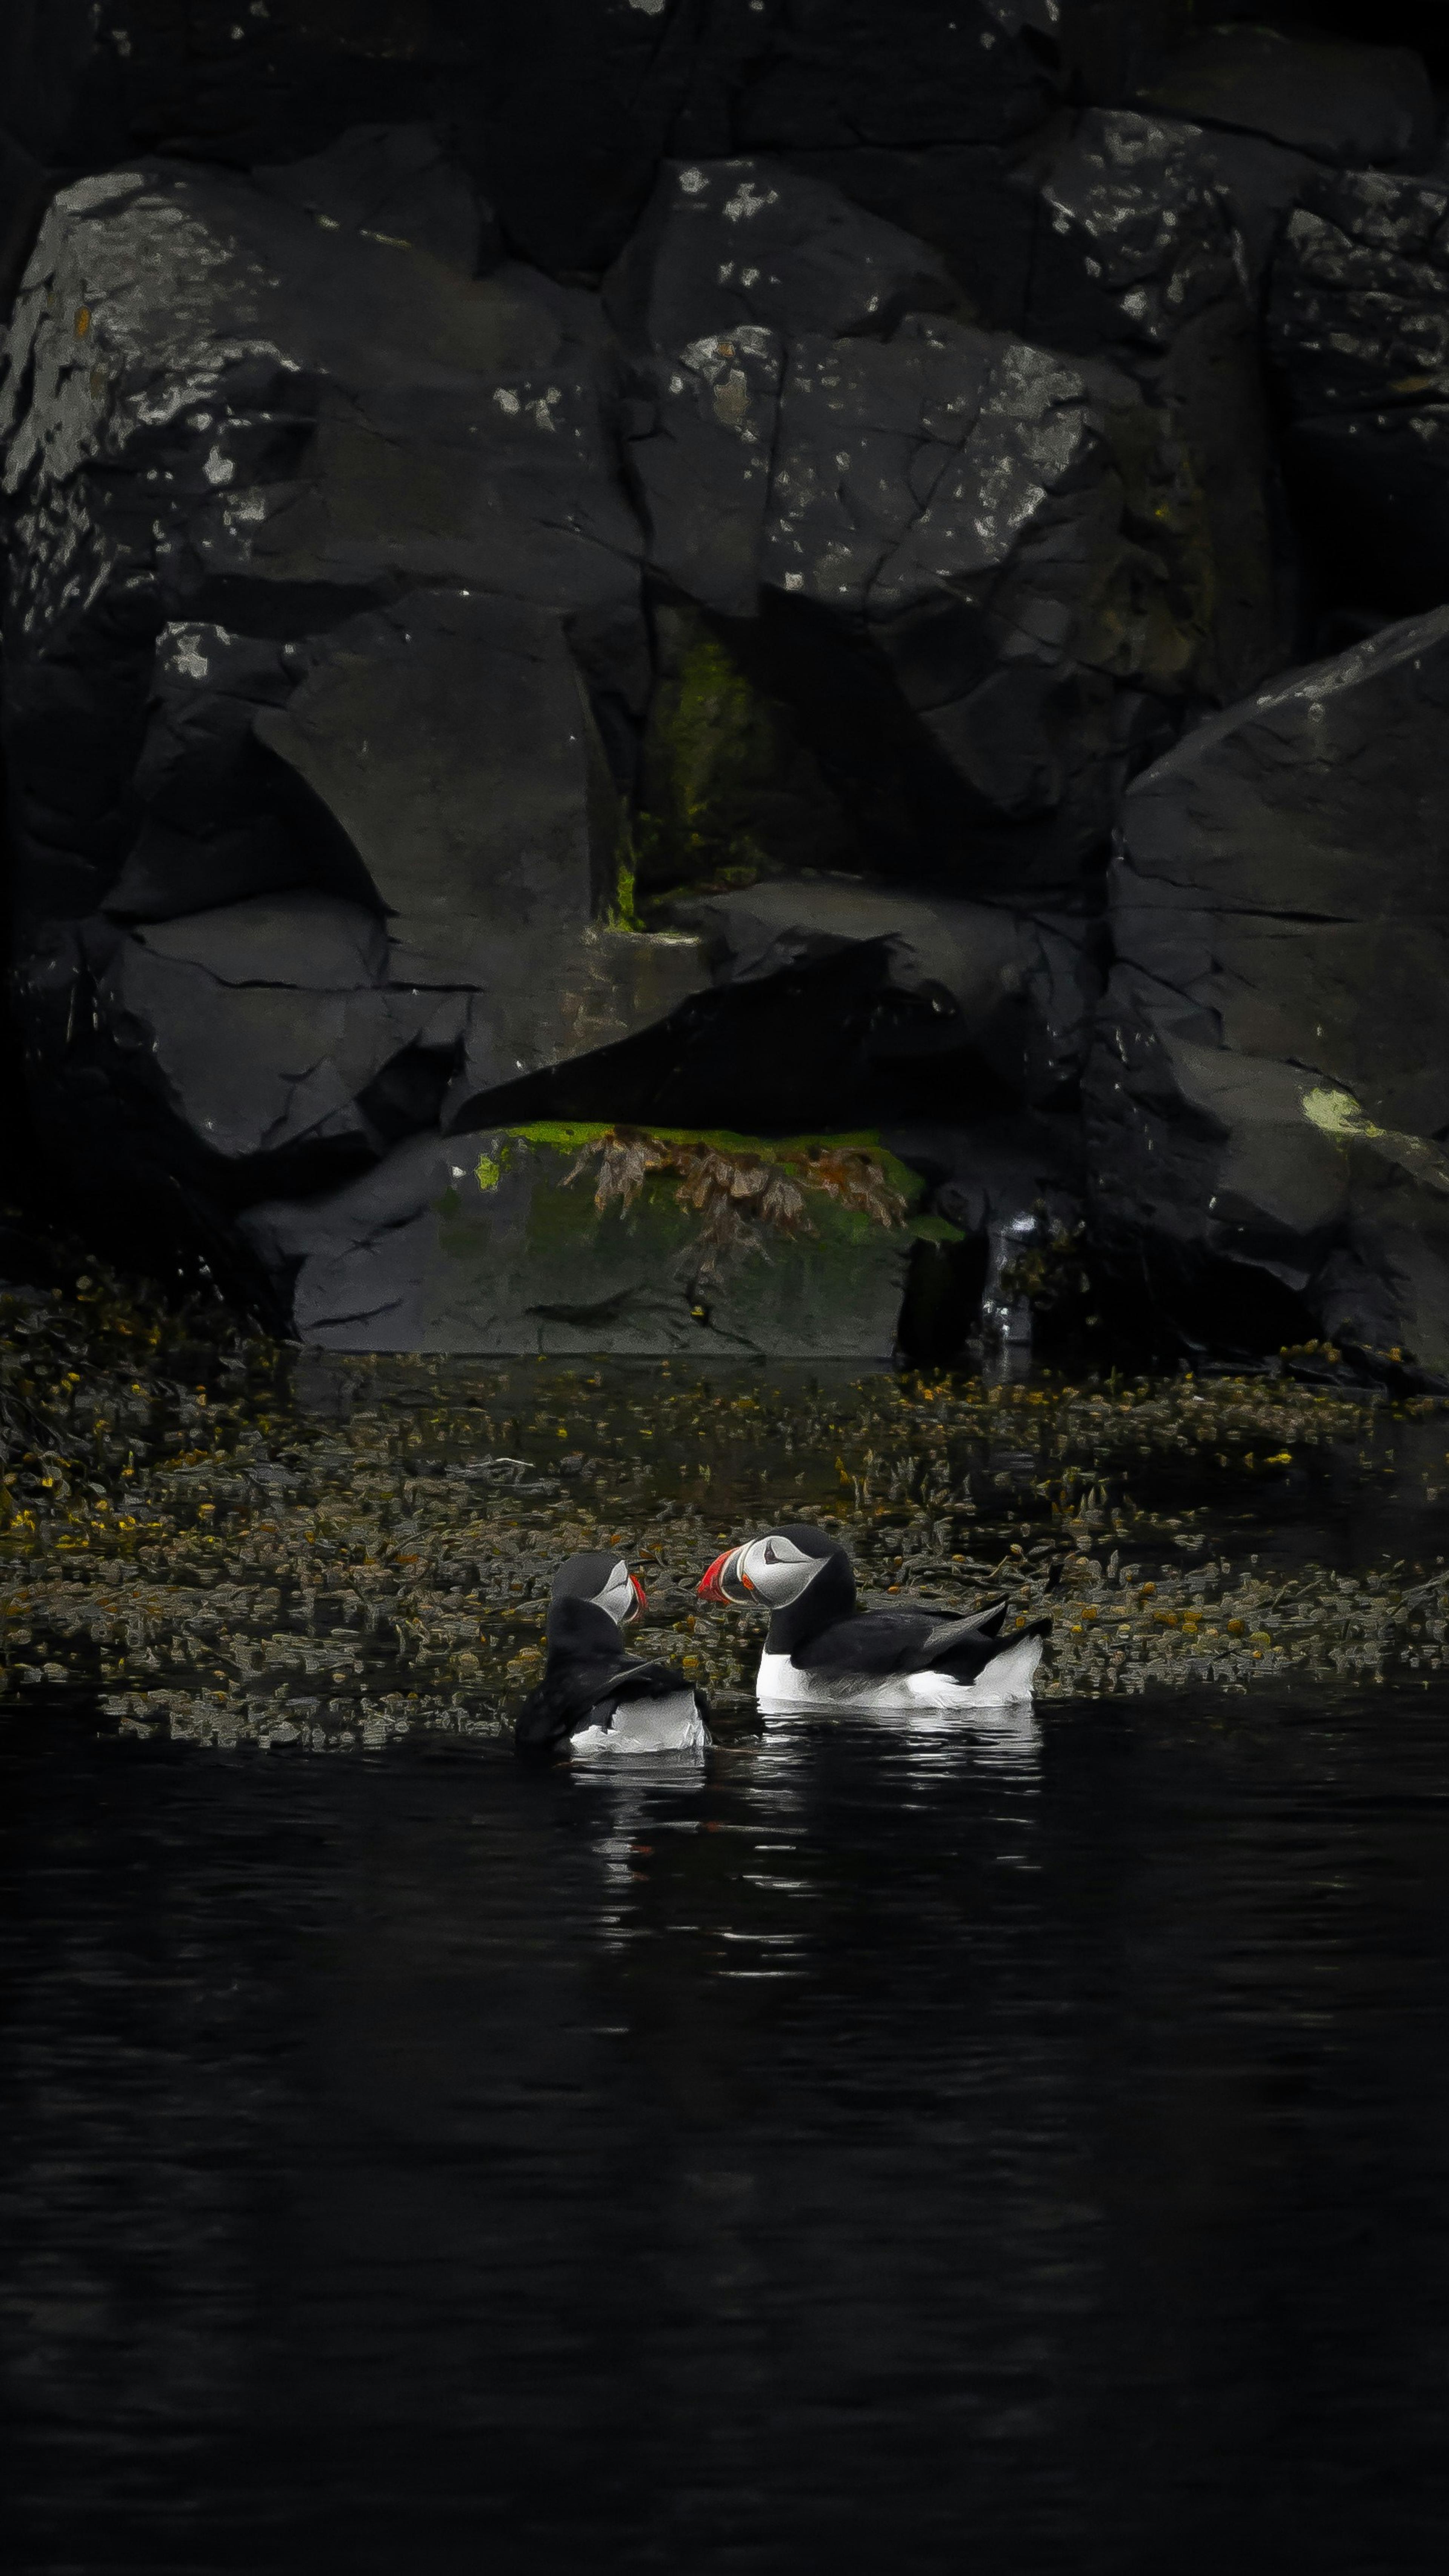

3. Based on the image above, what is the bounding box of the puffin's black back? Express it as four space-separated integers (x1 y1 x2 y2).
762 1525 1034 1675
514 1594 691 1757
764 1525 856 1655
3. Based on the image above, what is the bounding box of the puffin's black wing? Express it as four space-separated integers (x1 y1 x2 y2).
789 1608 944 1674
900 1600 1018 1674
515 1652 694 1754
790 1598 1015 1676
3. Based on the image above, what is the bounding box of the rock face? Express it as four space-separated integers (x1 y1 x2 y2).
242 1126 928 1358
3 7 1449 1363
669 878 1099 1109
0 0 1058 282
0 160 713 1224
614 151 1278 897
1087 610 1449 1371
1267 165 1449 615
1137 27 1434 169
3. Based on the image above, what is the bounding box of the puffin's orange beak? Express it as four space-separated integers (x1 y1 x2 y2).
627 1573 647 1621
698 1547 751 1604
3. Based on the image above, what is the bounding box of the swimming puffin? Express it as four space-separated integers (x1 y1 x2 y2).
697 1524 1048 1711
515 1551 711 1758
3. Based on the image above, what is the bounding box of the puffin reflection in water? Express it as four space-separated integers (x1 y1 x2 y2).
698 1524 1049 1713
515 1551 711 1759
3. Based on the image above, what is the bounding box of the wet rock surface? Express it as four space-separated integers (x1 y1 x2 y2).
1087 608 1449 1374
241 1125 928 1359
669 877 1100 1107
2 8 1449 1366
1136 26 1434 169
1268 163 1449 613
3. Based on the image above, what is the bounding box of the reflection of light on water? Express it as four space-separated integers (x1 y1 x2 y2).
761 1698 1043 1779
864 1700 1043 1774
574 1741 811 1966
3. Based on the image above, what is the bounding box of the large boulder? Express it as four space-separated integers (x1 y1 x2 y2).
612 144 1289 910
0 2 1065 283
97 896 451 1166
668 876 1099 1107
1136 26 1434 170
0 154 641 654
1024 109 1295 699
0 158 715 1230
729 2 1057 154
241 1123 933 1357
608 154 955 617
606 154 957 351
780 112 1298 707
252 123 498 277
1086 608 1449 1374
1267 164 1449 616
757 309 1220 891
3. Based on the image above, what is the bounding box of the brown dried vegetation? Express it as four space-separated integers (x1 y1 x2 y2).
564 1128 908 1266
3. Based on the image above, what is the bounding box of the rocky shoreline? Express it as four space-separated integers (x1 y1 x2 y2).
4 7 1449 1373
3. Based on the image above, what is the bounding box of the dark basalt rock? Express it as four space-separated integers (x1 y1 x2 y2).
1086 608 1449 1374
0 128 46 320
621 327 785 620
0 1 1062 286
605 145 1283 893
0 162 640 657
608 153 956 617
2 17 1446 1371
0 166 711 1237
755 311 1218 890
1267 165 1449 616
1029 108 1242 359
1021 109 1295 701
668 876 1100 1108
606 155 957 351
99 894 450 1166
771 141 1045 335
241 1125 925 1358
1136 26 1434 170
774 115 1295 717
253 124 500 278
732 2 1057 154
887 1108 1084 1237
102 626 319 927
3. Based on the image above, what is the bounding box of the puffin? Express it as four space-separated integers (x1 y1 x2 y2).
514 1550 711 1758
697 1524 1048 1712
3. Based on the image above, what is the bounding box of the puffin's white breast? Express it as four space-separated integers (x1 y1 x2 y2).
755 1634 1042 1713
570 1688 708 1756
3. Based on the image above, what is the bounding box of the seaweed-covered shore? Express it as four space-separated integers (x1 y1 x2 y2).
3 1249 1448 1749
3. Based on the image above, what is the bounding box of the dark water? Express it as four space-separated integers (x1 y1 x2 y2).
3 1690 1449 2574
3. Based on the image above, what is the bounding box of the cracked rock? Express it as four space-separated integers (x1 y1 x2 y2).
241 1126 923 1359
606 154 957 351
1136 26 1434 172
758 310 1219 889
1267 164 1449 615
669 874 1099 1106
1086 607 1449 1371
0 163 711 1245
253 123 499 276
98 894 453 1166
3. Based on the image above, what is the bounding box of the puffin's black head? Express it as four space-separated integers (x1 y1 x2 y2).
698 1523 850 1611
551 1551 645 1627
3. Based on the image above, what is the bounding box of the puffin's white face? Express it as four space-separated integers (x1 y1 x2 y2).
594 1560 638 1624
737 1533 824 1608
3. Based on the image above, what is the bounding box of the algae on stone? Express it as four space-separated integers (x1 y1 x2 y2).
633 605 854 896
